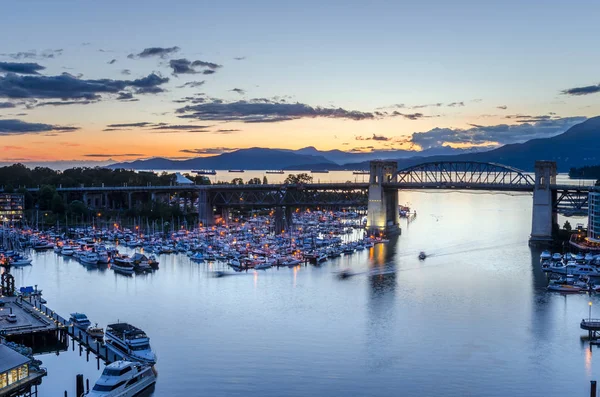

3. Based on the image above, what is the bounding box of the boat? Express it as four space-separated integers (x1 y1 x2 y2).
266 170 284 174
228 169 245 173
574 253 585 262
547 283 584 293
552 253 563 261
255 260 272 270
419 252 427 260
85 360 156 396
80 251 100 266
33 240 54 251
111 262 134 275
192 169 217 175
70 313 92 329
10 254 32 266
87 324 105 339
540 250 552 261
105 323 157 365
61 246 75 256
585 253 595 262
352 170 369 175
549 263 600 276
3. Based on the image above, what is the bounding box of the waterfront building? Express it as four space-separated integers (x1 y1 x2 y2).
589 192 600 241
0 194 24 223
0 343 44 395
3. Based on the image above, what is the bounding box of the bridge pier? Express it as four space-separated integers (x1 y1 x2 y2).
530 161 557 245
198 189 214 226
367 161 400 236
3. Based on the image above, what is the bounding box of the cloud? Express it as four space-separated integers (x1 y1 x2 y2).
447 101 464 107
3 145 24 150
231 88 245 95
116 92 136 101
121 69 131 75
356 134 390 141
151 124 212 131
129 46 180 59
108 59 116 64
135 86 165 94
0 119 78 135
409 116 586 149
34 100 98 107
391 111 428 120
3 49 62 60
179 147 237 155
0 72 168 100
214 129 240 134
0 62 45 75
176 98 375 123
412 103 443 109
178 81 205 88
497 105 507 110
561 84 600 96
0 102 16 109
106 122 155 128
84 153 145 158
234 57 246 61
191 60 222 70
202 70 216 75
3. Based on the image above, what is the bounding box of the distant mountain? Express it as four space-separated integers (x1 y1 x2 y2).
340 116 600 172
109 148 337 170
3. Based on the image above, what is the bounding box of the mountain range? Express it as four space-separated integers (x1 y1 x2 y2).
109 116 600 172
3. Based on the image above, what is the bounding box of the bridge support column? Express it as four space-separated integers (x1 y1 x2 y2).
127 192 133 209
367 161 400 236
198 189 214 227
530 161 557 245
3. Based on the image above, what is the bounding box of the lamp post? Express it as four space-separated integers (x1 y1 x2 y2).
590 301 593 322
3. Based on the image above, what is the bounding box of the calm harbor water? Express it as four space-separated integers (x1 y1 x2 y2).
8 184 598 396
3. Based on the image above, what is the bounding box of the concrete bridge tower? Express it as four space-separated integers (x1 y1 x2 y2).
367 161 400 236
530 161 557 245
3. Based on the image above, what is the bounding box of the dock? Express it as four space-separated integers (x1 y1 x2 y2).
0 295 122 367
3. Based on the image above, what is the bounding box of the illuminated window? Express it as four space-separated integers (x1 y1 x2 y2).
0 372 7 388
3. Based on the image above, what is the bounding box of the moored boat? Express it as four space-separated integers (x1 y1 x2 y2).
70 312 92 329
85 360 156 396
105 322 157 365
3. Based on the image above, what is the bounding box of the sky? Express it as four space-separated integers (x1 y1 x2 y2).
0 0 599 163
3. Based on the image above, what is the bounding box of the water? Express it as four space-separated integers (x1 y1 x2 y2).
8 189 598 396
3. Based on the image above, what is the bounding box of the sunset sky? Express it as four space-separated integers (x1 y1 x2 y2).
1 0 599 163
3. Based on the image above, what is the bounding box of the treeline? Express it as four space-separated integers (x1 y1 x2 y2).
569 166 600 184
0 164 210 189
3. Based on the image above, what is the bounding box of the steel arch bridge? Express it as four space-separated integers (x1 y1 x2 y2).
388 161 536 191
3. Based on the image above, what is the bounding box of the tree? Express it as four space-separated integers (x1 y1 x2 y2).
284 173 313 184
231 178 244 185
38 185 56 210
3 184 14 193
247 177 261 185
563 220 572 232
68 200 88 216
596 179 600 186
263 176 268 185
51 193 66 214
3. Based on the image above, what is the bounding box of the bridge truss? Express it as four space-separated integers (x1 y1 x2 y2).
393 161 535 190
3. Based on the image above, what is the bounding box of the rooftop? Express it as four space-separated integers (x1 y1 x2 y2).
0 344 29 373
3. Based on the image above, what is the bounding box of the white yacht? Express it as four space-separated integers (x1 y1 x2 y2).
80 251 100 265
585 253 595 262
105 323 157 365
61 246 75 256
85 361 156 396
550 262 600 277
70 313 92 329
540 250 552 261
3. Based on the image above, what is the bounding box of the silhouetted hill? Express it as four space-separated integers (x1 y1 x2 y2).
109 148 336 170
341 116 600 172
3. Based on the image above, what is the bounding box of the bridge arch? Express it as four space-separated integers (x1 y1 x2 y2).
395 161 534 187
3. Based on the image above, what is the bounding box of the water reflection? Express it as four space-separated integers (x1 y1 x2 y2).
365 236 399 373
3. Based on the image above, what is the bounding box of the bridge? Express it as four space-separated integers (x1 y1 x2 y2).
9 160 597 244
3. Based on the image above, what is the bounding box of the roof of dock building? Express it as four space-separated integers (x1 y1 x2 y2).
0 344 29 373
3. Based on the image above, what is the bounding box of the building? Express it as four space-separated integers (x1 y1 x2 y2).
0 194 24 224
589 192 600 241
0 343 45 396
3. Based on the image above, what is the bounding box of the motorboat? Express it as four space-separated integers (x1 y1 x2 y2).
80 251 100 266
61 246 75 256
574 253 585 262
112 255 135 275
70 313 92 329
564 253 573 261
85 361 156 396
255 260 272 270
418 252 427 260
540 250 552 261
547 283 584 293
10 254 32 266
552 253 563 261
87 324 105 339
549 263 600 277
189 252 204 262
105 323 157 365
585 253 595 262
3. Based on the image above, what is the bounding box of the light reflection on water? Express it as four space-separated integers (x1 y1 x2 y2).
8 189 598 396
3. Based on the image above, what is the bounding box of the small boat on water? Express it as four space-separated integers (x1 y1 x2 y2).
192 169 217 175
70 313 92 329
540 250 552 261
79 251 100 266
105 323 157 365
418 252 427 260
552 253 563 261
61 246 75 256
547 284 584 293
87 324 105 339
10 254 32 266
85 361 156 396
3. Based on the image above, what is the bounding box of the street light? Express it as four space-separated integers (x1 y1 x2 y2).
590 301 593 321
